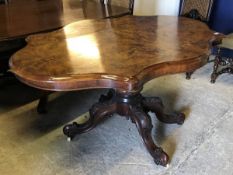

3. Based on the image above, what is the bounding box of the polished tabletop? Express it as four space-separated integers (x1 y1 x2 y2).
10 15 215 92
0 0 129 41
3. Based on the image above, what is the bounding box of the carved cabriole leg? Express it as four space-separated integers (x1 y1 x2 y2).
63 94 117 140
129 105 169 166
112 92 169 166
142 97 185 125
63 89 185 166
211 55 220 83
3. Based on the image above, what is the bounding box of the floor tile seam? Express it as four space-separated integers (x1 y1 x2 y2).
176 110 233 172
172 109 233 174
159 108 232 175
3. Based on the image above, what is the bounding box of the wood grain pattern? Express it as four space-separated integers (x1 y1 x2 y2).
10 15 215 92
0 0 129 41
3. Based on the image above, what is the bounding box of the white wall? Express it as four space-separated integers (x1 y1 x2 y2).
134 0 180 16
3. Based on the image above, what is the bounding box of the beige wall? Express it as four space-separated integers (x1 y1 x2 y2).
134 0 180 16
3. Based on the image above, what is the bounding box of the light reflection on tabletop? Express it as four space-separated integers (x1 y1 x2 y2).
66 36 100 59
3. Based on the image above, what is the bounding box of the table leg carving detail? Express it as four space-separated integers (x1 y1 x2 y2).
142 97 185 125
63 97 116 139
211 55 220 83
63 90 185 166
130 106 169 166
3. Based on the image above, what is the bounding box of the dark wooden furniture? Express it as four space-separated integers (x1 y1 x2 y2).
0 0 131 113
211 35 233 83
0 0 131 74
100 0 134 15
180 0 214 22
179 0 214 79
10 16 216 166
0 0 131 41
0 0 7 4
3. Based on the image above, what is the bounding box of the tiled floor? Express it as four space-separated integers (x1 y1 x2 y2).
0 62 232 175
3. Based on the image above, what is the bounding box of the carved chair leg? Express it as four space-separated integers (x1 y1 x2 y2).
210 67 233 84
129 106 169 166
211 55 220 83
142 97 185 125
218 67 233 74
185 71 194 79
63 97 117 140
37 95 48 114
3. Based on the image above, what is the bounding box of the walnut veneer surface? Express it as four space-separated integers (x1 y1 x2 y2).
0 0 129 40
10 15 214 92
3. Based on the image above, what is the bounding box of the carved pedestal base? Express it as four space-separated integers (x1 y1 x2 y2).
63 90 185 166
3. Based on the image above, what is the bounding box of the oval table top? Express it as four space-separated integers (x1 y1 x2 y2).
10 15 215 92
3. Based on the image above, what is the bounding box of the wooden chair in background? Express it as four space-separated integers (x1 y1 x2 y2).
210 34 233 83
179 0 214 79
99 0 134 16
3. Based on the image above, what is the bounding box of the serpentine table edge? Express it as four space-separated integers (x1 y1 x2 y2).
9 16 219 93
9 15 222 166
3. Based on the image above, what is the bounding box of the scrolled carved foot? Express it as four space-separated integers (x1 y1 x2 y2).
174 112 185 125
63 121 99 140
63 93 116 140
63 117 97 140
130 106 169 166
63 122 80 140
153 147 169 166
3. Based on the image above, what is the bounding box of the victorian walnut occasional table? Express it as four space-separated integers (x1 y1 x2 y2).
10 16 217 166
